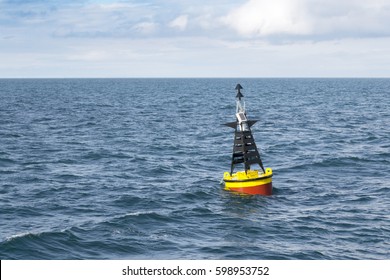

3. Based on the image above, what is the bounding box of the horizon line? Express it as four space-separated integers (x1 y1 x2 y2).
1 76 390 79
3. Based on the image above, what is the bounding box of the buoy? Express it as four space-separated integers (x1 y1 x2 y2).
222 84 273 195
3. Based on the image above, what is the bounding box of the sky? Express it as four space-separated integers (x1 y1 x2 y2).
1 0 390 78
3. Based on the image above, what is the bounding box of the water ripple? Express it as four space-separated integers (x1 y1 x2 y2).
0 78 389 259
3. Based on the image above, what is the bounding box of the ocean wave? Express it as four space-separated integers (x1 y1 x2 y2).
1 78 389 259
275 154 385 173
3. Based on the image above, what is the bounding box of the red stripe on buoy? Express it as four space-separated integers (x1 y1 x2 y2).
229 182 272 196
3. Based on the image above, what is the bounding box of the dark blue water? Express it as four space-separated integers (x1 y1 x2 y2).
0 78 389 259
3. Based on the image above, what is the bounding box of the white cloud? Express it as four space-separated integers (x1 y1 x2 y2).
308 0 390 37
169 15 188 31
222 0 311 37
132 22 157 34
222 0 390 39
1 1 390 77
67 50 111 62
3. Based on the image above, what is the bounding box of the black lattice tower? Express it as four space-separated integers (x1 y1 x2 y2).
224 84 265 175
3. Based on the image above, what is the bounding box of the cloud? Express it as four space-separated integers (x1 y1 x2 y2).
1 0 390 77
169 15 188 31
222 0 311 37
132 22 157 34
4 0 389 41
222 0 390 40
66 48 115 62
307 0 390 38
0 1 160 38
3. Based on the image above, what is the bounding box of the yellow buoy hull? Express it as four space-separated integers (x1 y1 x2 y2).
223 168 273 195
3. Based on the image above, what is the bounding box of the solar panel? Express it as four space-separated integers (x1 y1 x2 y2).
236 112 247 123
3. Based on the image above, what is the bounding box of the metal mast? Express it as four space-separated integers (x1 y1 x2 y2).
224 84 265 175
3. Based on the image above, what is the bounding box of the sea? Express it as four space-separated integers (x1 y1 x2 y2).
0 78 389 260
